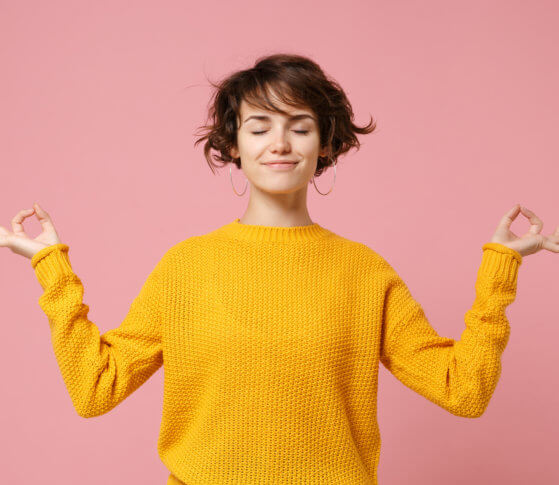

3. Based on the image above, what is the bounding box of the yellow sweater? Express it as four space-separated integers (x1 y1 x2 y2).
31 218 522 484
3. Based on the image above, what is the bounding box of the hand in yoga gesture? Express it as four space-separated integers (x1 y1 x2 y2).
490 204 559 257
2 202 557 261
0 203 62 259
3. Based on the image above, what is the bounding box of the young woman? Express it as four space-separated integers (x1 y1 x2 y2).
2 53 558 485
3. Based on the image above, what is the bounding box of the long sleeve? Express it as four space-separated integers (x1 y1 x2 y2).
379 242 522 418
31 243 168 418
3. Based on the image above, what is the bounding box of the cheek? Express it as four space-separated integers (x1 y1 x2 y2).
237 135 262 155
300 136 321 154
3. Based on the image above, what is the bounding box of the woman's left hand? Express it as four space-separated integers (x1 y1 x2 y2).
490 204 559 257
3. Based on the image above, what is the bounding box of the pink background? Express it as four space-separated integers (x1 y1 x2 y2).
1 1 558 484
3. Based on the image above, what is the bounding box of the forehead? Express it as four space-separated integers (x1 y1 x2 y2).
241 97 313 115
239 99 316 124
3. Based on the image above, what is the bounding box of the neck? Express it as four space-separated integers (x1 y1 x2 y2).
239 214 314 226
240 183 313 227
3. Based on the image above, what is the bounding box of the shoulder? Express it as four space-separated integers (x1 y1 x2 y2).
320 231 391 275
148 236 201 274
331 235 401 283
160 235 205 262
329 233 386 264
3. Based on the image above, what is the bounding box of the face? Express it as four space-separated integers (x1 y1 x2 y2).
230 94 329 195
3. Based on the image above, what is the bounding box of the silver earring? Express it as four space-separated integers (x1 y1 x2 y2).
230 163 248 196
312 158 337 195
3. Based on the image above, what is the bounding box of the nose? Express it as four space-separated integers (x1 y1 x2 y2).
269 129 291 153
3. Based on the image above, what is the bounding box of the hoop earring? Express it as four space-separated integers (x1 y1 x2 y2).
311 158 337 196
230 163 248 196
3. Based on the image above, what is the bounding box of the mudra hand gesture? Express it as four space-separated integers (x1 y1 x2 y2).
0 202 62 259
490 204 559 257
2 202 558 261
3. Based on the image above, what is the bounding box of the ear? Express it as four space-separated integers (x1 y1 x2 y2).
319 146 331 159
230 146 239 159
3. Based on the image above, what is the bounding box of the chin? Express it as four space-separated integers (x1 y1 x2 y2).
260 181 309 194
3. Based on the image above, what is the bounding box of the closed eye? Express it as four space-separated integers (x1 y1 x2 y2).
251 130 309 135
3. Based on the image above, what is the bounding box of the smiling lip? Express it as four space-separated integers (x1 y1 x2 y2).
263 161 298 170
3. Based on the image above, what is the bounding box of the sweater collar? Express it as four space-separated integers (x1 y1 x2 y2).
216 218 332 243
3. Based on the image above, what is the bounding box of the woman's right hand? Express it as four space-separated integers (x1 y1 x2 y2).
0 203 63 259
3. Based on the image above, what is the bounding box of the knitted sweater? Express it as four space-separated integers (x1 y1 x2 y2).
31 218 522 484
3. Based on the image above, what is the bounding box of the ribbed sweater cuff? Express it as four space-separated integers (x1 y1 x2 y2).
30 243 73 289
480 242 522 285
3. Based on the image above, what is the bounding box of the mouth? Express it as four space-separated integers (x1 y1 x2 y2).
263 161 299 170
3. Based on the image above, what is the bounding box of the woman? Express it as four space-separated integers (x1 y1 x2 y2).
2 53 558 484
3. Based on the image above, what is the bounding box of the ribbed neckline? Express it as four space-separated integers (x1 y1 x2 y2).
216 218 332 243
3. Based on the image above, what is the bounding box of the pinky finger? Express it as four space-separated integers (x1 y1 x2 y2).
0 226 10 246
543 237 559 253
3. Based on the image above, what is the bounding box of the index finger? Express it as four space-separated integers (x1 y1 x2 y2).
519 206 544 235
498 204 522 230
11 208 35 236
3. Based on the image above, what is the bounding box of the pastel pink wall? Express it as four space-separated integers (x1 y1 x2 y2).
1 1 557 484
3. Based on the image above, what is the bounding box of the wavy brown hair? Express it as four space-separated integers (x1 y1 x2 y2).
193 53 378 178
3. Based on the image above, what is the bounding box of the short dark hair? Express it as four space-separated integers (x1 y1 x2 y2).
193 52 378 177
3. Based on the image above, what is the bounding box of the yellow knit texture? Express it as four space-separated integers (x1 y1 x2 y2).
31 218 522 484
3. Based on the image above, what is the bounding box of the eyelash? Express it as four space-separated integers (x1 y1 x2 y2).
251 130 309 135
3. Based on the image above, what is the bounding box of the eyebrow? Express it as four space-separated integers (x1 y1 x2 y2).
243 114 316 123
